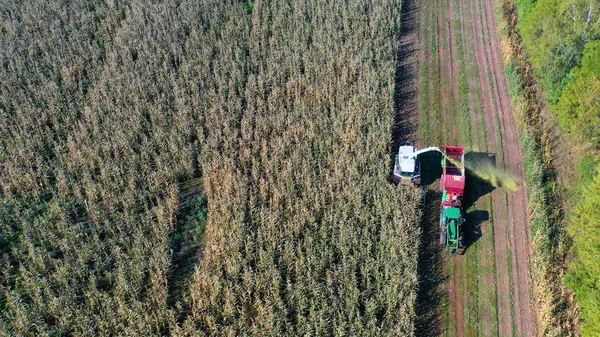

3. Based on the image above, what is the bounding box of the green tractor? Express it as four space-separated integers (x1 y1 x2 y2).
439 207 465 254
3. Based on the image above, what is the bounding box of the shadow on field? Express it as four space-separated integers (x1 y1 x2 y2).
459 152 495 254
389 0 447 335
414 190 447 337
463 152 497 209
419 151 442 187
389 0 420 178
461 210 489 254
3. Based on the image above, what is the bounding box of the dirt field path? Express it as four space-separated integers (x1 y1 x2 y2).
405 0 537 335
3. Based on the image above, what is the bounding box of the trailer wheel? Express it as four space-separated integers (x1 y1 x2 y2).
440 231 447 245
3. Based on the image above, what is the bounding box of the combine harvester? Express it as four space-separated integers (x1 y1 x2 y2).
393 144 441 186
393 144 466 255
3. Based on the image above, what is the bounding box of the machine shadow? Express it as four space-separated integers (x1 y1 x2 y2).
461 210 489 254
419 151 443 187
460 152 495 255
462 152 497 210
389 0 420 180
414 190 447 337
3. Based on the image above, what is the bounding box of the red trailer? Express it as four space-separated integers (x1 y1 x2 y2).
440 146 465 208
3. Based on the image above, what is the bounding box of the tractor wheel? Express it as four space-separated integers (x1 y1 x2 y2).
440 231 447 245
459 234 465 248
392 175 400 185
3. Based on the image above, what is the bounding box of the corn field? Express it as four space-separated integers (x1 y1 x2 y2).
0 0 421 335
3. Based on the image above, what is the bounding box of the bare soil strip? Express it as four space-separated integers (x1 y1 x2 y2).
468 0 514 334
444 1 468 336
456 0 498 334
447 0 460 116
480 0 535 335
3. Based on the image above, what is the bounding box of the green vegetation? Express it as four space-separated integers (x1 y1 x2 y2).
519 0 600 105
557 41 600 145
515 0 600 335
514 0 537 21
565 168 600 337
0 0 421 335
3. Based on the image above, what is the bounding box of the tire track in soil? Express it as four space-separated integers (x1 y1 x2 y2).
480 0 535 335
470 0 536 335
475 1 518 333
447 0 460 116
440 0 467 335
438 13 447 139
456 0 497 334
393 1 446 336
469 0 514 335
428 0 441 146
418 0 537 334
444 2 474 336
432 0 457 335
455 0 498 334
408 0 536 335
